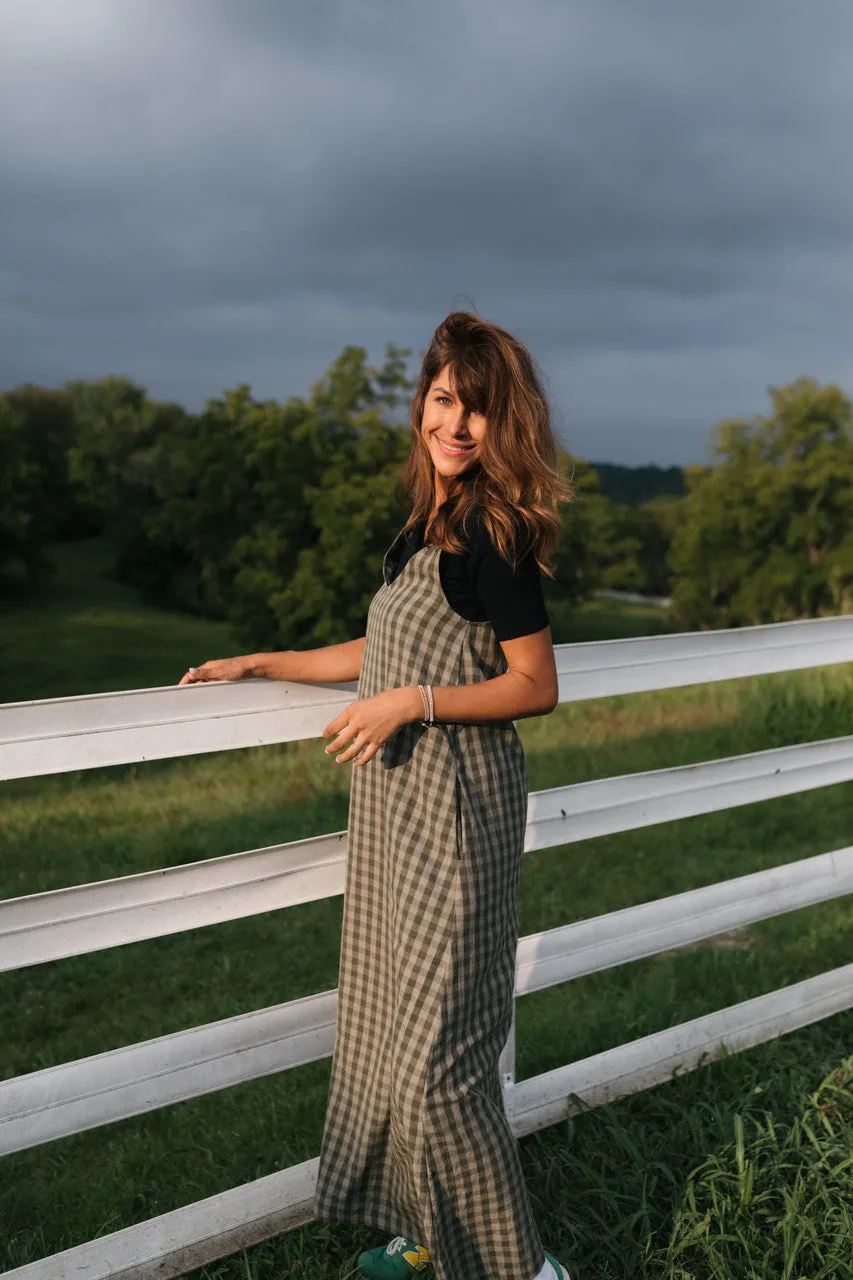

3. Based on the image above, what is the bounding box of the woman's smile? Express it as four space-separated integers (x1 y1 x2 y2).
436 437 476 457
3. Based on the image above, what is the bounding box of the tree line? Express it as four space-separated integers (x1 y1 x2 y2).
2 344 851 641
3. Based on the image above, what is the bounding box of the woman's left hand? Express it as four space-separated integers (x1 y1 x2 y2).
322 687 421 767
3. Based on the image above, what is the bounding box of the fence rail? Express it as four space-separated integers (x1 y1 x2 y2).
5 613 853 781
3 616 853 1279
4 845 852 1158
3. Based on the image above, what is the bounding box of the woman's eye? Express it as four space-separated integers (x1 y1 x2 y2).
436 395 452 405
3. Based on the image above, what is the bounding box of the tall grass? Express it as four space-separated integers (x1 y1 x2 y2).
1 541 852 1279
658 1057 853 1278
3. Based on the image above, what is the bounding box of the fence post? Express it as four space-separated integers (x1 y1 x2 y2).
499 999 517 1117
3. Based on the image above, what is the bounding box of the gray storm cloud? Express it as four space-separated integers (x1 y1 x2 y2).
1 0 852 463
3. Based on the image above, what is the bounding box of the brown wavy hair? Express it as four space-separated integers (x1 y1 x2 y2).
397 311 574 576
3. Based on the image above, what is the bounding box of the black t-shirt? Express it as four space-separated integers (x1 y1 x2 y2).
387 506 550 642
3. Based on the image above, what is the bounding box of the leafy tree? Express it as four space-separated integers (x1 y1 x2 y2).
0 397 46 593
669 378 853 627
227 345 413 649
641 495 681 595
0 385 77 593
66 376 152 529
66 376 195 604
547 458 677 603
546 456 609 606
589 461 685 505
593 499 677 597
8 344 692 641
142 384 281 618
47 347 412 642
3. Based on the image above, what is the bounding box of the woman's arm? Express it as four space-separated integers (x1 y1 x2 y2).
247 636 365 684
429 625 559 723
322 626 558 766
179 636 365 686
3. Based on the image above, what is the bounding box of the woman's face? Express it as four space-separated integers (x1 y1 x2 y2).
420 365 487 494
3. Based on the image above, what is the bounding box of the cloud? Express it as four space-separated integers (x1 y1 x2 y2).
2 0 853 462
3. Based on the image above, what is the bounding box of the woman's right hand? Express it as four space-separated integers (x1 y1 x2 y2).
178 656 252 685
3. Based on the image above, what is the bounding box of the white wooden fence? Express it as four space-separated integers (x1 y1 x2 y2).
2 614 853 1280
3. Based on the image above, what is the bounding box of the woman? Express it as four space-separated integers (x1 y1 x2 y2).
180 312 574 1280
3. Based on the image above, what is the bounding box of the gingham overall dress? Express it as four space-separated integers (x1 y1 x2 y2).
313 531 546 1280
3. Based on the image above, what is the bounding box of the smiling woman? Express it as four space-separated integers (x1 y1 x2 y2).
177 310 574 1279
311 312 576 1280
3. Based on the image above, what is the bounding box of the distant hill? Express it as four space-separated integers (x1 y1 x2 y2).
588 462 686 505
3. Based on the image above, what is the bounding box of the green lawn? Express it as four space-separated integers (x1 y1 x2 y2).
1 542 851 1280
0 539 237 704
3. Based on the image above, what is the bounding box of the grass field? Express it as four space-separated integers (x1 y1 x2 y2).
2 541 852 1279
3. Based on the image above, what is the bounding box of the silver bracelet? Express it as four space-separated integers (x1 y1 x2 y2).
418 683 434 727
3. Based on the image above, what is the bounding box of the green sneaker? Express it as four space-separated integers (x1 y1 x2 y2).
357 1237 570 1279
543 1248 572 1279
357 1236 432 1277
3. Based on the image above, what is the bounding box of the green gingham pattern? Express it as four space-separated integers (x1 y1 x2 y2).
313 535 547 1280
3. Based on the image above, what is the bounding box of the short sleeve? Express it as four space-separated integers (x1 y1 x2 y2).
467 508 550 642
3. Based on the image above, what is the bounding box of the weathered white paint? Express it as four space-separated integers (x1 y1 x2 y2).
4 614 853 780
523 731 853 851
4 845 851 1156
4 734 853 973
0 991 337 1156
3 1159 319 1280
510 961 853 1136
5 963 851 1280
553 613 853 701
0 832 349 973
0 677 357 780
513 844 853 995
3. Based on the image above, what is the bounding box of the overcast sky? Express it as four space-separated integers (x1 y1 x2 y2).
2 0 852 464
